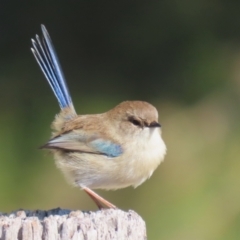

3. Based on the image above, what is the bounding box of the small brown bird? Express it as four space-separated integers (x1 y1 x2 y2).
31 25 166 208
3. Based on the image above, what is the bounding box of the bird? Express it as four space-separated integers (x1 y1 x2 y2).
31 25 167 209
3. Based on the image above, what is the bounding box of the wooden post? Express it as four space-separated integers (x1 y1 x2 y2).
0 208 146 240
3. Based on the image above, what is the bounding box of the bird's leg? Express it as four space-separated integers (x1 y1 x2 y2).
83 187 117 209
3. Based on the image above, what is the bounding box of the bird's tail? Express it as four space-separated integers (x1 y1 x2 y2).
31 25 76 116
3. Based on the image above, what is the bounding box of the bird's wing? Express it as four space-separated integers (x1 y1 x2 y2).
41 130 123 157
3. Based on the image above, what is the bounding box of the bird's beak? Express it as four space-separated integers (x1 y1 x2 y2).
149 121 161 128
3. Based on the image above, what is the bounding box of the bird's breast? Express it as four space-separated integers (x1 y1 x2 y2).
120 128 166 188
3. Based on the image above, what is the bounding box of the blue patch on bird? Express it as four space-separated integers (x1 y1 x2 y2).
91 139 123 157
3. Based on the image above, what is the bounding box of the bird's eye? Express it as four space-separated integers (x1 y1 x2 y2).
128 117 142 127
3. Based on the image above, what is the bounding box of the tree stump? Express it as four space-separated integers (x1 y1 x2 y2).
0 208 146 240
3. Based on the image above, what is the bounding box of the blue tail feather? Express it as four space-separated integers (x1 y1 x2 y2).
31 25 73 110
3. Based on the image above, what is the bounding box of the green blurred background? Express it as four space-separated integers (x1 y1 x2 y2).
0 1 240 239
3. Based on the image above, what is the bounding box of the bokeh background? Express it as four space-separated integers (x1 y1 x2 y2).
0 1 240 239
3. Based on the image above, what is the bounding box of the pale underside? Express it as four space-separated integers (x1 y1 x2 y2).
52 127 166 190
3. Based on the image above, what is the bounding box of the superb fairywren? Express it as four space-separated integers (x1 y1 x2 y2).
31 25 166 208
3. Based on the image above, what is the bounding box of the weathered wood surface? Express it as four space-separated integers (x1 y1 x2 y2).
0 208 146 240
